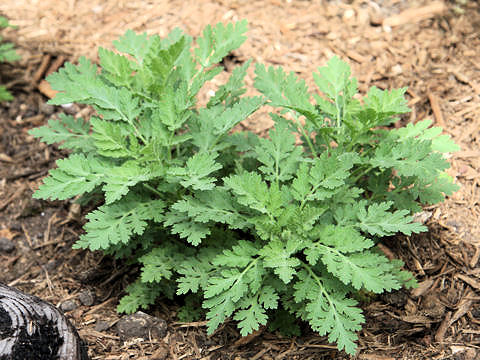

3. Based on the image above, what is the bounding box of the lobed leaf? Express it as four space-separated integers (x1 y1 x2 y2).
76 194 165 250
28 114 94 152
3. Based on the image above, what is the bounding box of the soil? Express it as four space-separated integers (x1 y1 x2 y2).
0 1 479 359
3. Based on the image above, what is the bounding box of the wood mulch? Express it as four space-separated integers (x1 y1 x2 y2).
0 0 479 359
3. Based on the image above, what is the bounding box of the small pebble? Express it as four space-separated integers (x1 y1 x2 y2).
45 259 60 273
60 299 78 312
0 237 15 253
94 320 110 332
78 289 95 306
39 102 55 116
116 311 167 340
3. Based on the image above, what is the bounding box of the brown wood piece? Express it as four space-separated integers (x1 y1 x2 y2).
435 311 452 342
428 93 445 128
0 183 27 212
0 282 89 359
38 79 58 99
46 55 66 77
470 247 480 268
383 2 447 27
32 54 52 84
456 274 480 291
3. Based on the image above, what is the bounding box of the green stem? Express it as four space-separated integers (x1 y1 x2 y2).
299 182 322 211
334 95 342 128
293 117 318 157
133 91 155 103
350 164 374 184
301 262 334 304
143 183 163 197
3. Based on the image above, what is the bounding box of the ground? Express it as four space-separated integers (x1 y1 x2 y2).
0 0 479 359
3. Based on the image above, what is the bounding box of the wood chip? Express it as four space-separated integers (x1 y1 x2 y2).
428 92 445 127
360 355 395 360
45 55 66 76
0 153 14 162
435 311 452 342
32 54 51 84
383 2 447 27
0 183 27 211
345 49 370 63
399 314 436 324
470 247 480 268
377 243 395 260
411 279 434 298
450 298 473 324
233 327 265 347
38 79 58 99
455 150 480 159
456 274 480 291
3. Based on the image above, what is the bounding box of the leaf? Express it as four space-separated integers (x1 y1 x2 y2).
155 82 191 131
171 190 248 229
47 57 98 104
292 151 359 203
357 201 427 236
164 212 211 246
168 152 222 191
213 240 259 268
192 97 263 152
255 120 303 183
113 29 154 65
390 119 460 153
33 154 106 200
306 243 402 292
416 172 460 204
362 86 410 125
259 285 279 310
313 56 355 101
117 280 162 314
98 47 133 86
177 249 216 294
0 40 20 62
254 63 315 115
140 244 182 283
306 225 373 257
214 97 264 135
371 138 450 183
260 236 304 284
224 172 269 214
234 297 268 336
48 57 141 122
312 56 358 127
75 194 165 250
294 268 364 355
204 292 236 334
102 161 160 204
195 20 248 67
28 114 95 152
0 86 13 101
203 258 264 335
90 116 132 157
208 59 251 107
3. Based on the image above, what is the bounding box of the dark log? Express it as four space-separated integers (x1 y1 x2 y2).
0 283 89 360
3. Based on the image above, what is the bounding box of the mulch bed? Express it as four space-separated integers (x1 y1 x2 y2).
1 1 479 359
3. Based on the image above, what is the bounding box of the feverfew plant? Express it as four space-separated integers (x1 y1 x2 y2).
0 16 20 101
30 21 459 355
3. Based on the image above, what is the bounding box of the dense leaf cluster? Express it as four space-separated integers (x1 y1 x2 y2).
30 21 459 355
0 16 20 101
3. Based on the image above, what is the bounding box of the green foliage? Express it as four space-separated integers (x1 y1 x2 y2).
0 16 20 101
30 22 459 355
